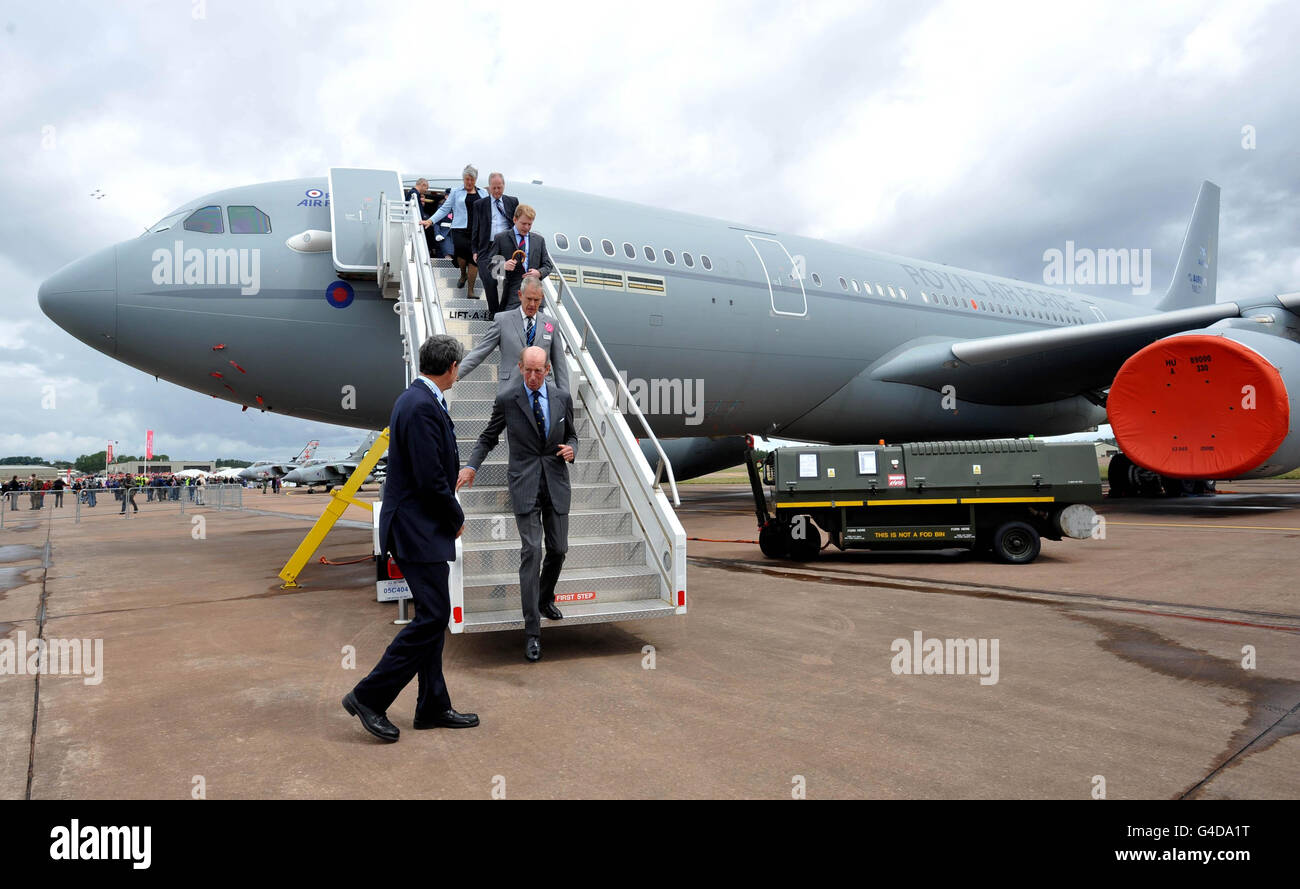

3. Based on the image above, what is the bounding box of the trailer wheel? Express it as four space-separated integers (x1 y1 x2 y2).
758 521 789 559
990 520 1040 564
787 518 822 561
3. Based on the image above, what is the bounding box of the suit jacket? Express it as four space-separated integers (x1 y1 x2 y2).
485 228 554 304
378 380 464 563
471 194 518 260
467 382 578 515
457 307 571 395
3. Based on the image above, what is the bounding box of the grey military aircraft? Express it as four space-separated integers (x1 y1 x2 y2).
281 432 382 492
236 440 319 483
37 174 1300 487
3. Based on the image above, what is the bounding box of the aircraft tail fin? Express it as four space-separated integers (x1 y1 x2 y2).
293 440 320 463
1155 180 1219 312
347 432 379 462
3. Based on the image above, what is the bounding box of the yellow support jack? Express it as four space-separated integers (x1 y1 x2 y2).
278 428 390 589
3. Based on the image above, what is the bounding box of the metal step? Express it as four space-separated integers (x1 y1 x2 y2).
460 598 678 633
460 508 632 542
463 565 663 612
461 536 645 574
466 460 609 488
443 319 498 338
454 415 592 441
456 438 603 463
448 396 586 421
458 483 621 514
446 380 507 401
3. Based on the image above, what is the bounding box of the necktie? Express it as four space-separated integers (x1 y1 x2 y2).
496 198 505 221
518 232 527 272
532 389 546 441
525 316 535 346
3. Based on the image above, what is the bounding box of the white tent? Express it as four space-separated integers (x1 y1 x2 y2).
211 466 246 480
174 469 209 478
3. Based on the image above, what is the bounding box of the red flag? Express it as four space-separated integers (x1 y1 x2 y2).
106 443 114 463
146 430 154 461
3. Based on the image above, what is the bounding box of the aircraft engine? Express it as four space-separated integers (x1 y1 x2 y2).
641 435 749 481
1108 328 1300 479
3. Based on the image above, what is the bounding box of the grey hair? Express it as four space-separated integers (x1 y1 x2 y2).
419 334 464 376
488 171 504 184
520 276 543 296
462 164 478 180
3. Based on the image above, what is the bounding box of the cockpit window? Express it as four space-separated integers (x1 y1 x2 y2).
183 206 224 234
228 205 272 234
145 211 188 235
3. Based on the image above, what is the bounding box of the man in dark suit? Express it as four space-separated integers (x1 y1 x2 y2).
408 178 440 258
343 334 479 742
484 203 554 316
457 346 577 662
471 172 518 319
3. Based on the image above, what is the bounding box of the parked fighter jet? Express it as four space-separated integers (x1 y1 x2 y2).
236 440 319 482
280 432 381 492
38 174 1300 487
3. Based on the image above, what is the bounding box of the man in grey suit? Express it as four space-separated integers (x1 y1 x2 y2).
457 277 570 395
457 346 577 662
485 203 554 315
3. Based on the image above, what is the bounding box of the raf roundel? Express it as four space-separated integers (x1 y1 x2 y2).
326 280 355 309
305 188 324 199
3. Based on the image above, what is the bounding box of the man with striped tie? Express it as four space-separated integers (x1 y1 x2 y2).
456 277 570 395
485 203 554 314
457 346 578 663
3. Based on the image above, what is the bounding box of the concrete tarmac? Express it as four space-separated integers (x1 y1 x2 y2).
1 482 1296 799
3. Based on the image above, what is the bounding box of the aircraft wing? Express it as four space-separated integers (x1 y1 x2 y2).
870 302 1241 405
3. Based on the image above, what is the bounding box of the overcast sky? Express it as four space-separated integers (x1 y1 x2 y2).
2 0 1298 461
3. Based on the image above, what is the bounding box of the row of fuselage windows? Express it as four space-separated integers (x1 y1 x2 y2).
547 231 1084 324
181 205 272 235
552 233 714 271
811 272 1085 325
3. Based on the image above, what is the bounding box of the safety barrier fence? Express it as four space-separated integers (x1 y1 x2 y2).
0 483 245 527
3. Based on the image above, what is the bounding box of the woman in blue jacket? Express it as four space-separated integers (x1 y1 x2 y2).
428 164 488 297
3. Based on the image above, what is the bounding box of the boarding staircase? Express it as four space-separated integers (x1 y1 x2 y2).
333 167 686 633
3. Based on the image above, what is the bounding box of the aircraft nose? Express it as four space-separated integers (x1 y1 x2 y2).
38 244 117 354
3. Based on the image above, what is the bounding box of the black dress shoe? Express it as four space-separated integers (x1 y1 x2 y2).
541 602 564 620
342 691 399 742
413 708 480 729
525 636 541 662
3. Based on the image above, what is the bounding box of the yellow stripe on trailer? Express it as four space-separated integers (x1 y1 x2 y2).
777 498 962 508
959 496 1056 504
866 498 959 506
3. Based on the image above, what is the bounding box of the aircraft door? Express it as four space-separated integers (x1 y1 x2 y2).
328 167 404 274
745 235 807 317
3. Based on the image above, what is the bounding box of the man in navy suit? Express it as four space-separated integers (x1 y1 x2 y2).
484 203 554 315
343 334 479 742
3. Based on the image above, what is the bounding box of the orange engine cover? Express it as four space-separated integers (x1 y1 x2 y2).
1109 334 1290 478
